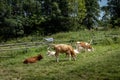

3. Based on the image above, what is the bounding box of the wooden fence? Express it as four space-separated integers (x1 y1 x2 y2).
0 42 43 51
0 34 120 53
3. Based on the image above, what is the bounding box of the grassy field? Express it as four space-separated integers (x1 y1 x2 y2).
0 29 120 80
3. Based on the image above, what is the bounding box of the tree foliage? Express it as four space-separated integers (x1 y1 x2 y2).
107 0 120 28
0 0 101 41
83 0 100 30
101 0 120 28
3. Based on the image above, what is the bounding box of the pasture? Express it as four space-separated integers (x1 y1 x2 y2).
0 29 120 80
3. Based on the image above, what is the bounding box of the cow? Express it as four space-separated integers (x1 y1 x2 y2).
23 54 43 64
50 44 76 62
76 41 94 52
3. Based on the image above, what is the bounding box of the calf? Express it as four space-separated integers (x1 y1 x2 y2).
74 49 79 54
50 44 76 62
47 50 56 57
23 54 43 64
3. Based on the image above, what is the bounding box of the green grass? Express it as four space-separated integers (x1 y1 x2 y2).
0 29 120 80
0 44 120 80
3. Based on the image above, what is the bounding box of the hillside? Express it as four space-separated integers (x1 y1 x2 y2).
0 29 120 80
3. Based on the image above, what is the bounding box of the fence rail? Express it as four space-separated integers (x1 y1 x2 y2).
0 34 120 52
0 42 46 52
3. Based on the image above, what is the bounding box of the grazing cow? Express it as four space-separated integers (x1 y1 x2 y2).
47 47 79 57
76 41 94 52
23 54 43 64
50 44 76 62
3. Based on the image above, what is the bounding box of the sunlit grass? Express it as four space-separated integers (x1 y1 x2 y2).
0 43 120 80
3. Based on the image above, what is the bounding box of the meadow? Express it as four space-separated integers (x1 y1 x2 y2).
0 29 120 80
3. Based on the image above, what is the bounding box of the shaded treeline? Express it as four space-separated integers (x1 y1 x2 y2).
0 0 119 41
0 0 87 41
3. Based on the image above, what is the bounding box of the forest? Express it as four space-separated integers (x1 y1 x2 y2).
0 0 119 41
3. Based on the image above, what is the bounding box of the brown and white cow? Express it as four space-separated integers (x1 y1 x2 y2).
46 48 79 57
50 44 76 62
76 41 94 52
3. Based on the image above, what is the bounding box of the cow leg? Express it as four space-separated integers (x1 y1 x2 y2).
72 55 76 61
66 51 71 61
55 52 59 62
71 50 76 61
68 54 71 61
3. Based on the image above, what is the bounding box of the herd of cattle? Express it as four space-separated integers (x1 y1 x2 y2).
23 41 94 63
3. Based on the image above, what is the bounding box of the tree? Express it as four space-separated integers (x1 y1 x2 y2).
40 0 86 34
107 0 120 28
68 0 86 30
100 5 111 28
0 0 86 41
83 0 100 30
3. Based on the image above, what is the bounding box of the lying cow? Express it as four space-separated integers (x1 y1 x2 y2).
46 48 55 57
74 49 79 54
23 54 43 64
